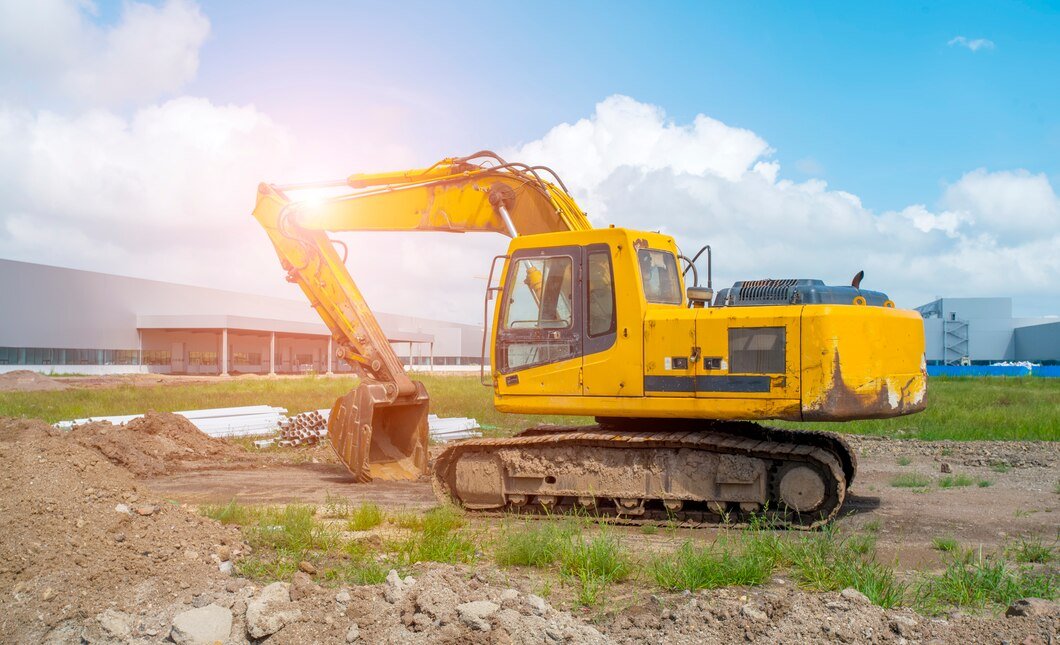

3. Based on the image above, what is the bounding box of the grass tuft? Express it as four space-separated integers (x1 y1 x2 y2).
896 456 911 466
559 530 631 607
201 499 260 525
495 519 578 567
346 503 384 531
932 537 959 552
939 474 975 489
1007 537 1056 564
915 549 1058 614
891 473 931 488
390 506 476 565
650 541 773 592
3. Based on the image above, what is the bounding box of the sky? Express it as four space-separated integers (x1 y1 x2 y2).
1 0 1058 323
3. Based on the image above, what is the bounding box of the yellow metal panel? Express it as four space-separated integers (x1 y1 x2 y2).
643 311 697 396
800 305 927 420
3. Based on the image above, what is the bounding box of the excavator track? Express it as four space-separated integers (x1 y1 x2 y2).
432 421 854 530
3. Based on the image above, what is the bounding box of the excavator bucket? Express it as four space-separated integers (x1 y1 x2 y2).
327 380 430 482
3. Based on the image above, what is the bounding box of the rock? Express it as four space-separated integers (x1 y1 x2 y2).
114 503 130 514
384 569 413 603
246 582 302 639
215 545 232 562
500 588 519 602
191 593 212 608
135 504 158 516
97 609 133 639
218 560 234 576
526 594 548 616
335 589 352 605
457 600 500 631
890 615 918 637
839 587 871 605
113 532 125 543
345 622 360 643
940 462 952 473
740 604 768 622
1005 598 1058 618
298 560 317 574
289 571 318 601
171 604 233 645
226 578 248 593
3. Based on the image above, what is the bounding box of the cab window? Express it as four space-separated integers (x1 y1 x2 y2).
637 249 681 304
587 251 615 336
503 256 573 329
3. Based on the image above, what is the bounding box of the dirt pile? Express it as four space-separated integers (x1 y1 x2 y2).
71 411 253 477
0 369 68 392
0 417 245 643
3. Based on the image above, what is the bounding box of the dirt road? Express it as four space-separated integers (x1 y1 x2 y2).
146 436 1059 572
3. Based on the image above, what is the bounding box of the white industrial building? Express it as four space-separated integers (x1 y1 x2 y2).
916 298 1059 365
0 259 484 375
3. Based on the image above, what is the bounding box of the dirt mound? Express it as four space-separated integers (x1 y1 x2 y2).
0 369 68 392
0 417 244 643
71 411 253 477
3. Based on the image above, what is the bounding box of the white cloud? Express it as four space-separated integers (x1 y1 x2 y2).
509 96 1060 310
948 36 995 52
0 0 209 105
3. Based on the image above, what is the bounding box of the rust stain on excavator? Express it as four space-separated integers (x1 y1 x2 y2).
804 350 927 421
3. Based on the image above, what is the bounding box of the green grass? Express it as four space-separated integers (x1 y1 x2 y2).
494 518 579 567
977 479 993 488
932 537 959 552
1007 537 1056 564
389 506 477 565
3 374 1057 441
991 463 1013 473
346 503 384 531
649 541 774 592
914 549 1058 614
558 530 632 607
891 473 932 488
938 474 975 489
896 456 911 466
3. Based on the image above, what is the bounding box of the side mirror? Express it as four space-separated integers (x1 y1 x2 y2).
687 286 713 308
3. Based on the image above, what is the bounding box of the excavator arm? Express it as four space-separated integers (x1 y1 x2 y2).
251 152 591 481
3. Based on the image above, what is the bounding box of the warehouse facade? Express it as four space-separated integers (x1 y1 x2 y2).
0 259 484 375
916 297 1059 365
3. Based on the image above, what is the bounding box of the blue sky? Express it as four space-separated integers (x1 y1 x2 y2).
1 0 1058 320
180 0 1060 210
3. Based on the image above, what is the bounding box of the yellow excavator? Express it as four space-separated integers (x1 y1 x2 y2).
252 151 926 528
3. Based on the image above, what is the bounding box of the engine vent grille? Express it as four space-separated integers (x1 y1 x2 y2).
729 327 786 374
736 279 800 303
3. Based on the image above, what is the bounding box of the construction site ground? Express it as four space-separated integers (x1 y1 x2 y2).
0 373 1057 643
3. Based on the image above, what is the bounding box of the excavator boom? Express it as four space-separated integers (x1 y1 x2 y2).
251 152 590 481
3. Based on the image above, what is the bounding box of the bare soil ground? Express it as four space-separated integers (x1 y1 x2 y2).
1 413 1056 644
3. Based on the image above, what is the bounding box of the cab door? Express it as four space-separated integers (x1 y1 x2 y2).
493 246 583 396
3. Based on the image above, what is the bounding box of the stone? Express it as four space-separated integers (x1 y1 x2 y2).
940 462 952 474
1005 598 1058 618
215 545 232 562
97 609 133 639
335 589 352 605
225 578 248 593
246 582 302 639
740 604 768 622
171 604 233 645
289 571 318 601
345 622 361 643
526 594 548 616
298 560 317 574
218 561 234 576
840 587 871 605
457 600 500 631
384 569 413 603
135 504 158 516
191 593 212 608
500 588 519 602
890 616 917 637
114 504 130 514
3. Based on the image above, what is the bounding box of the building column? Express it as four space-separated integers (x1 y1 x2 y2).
429 341 434 373
327 337 333 375
221 328 229 376
137 329 143 372
269 332 276 376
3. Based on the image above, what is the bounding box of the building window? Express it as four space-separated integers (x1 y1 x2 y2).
232 352 262 366
142 350 171 365
189 351 217 366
